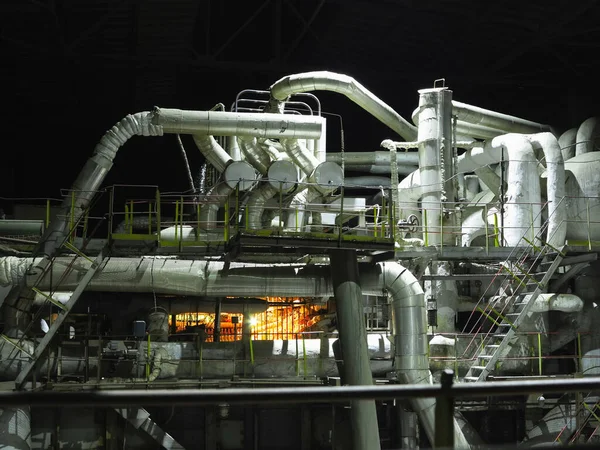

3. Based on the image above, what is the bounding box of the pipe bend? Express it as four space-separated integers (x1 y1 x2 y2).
269 71 417 141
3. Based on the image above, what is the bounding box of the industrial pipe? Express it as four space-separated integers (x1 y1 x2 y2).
269 71 417 141
575 116 600 156
326 151 419 166
193 135 233 173
452 101 555 135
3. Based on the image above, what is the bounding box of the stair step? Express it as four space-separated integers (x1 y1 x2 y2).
471 366 487 371
479 355 494 360
464 377 479 382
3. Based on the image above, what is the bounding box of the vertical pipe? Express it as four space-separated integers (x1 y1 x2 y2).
329 249 381 450
214 299 222 342
417 87 453 247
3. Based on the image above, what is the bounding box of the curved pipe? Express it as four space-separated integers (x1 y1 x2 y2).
269 71 417 141
526 133 566 248
575 116 600 156
0 256 476 447
247 184 280 230
452 101 555 135
281 139 319 176
198 183 233 229
285 187 322 231
238 136 271 175
345 176 391 187
558 127 577 161
193 135 232 173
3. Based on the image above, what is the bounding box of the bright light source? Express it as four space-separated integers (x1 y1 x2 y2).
250 316 258 326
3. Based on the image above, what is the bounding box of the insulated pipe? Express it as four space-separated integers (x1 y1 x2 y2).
526 133 566 248
238 136 271 175
345 176 391 187
360 263 471 449
269 71 418 141
326 151 419 166
346 164 418 175
416 88 454 246
455 121 506 140
247 184 280 230
575 116 600 156
0 257 475 446
226 136 242 161
281 139 319 177
152 107 324 139
452 101 555 135
285 187 321 231
558 127 578 161
198 183 233 229
192 135 233 173
330 250 381 450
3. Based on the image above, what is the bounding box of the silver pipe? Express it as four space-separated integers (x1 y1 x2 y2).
238 136 271 175
345 176 391 187
152 107 323 139
345 164 417 175
326 151 419 166
0 255 479 447
558 127 577 161
226 136 242 161
246 184 279 230
455 120 506 139
0 220 45 237
281 139 319 176
192 135 233 173
269 71 417 141
452 100 555 135
199 183 233 229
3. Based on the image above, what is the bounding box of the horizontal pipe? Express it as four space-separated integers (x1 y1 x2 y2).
152 108 323 139
2 378 600 407
326 151 419 166
452 101 555 135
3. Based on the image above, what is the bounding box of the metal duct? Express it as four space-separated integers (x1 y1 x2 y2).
455 121 506 140
326 151 419 166
199 183 233 229
346 164 418 175
526 133 566 248
452 101 555 135
152 107 324 139
247 184 279 230
360 262 471 449
0 406 31 450
345 176 391 187
575 116 600 156
285 187 321 231
0 220 44 238
192 135 233 173
281 139 319 176
269 71 417 141
0 256 479 446
238 136 271 175
558 127 578 161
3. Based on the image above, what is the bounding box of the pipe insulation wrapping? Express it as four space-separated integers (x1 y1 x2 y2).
192 135 233 173
198 183 233 229
281 139 320 176
575 116 600 156
326 151 419 166
238 136 272 175
247 184 279 230
41 112 162 258
452 101 554 135
269 71 417 141
152 108 323 139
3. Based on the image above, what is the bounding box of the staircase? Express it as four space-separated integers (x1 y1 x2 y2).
463 220 566 383
0 197 109 389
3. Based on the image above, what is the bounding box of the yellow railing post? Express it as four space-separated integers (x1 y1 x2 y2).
538 332 542 375
45 199 51 228
179 196 184 246
155 189 161 244
374 205 379 238
493 213 500 247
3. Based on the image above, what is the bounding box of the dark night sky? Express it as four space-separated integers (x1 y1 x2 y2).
2 0 600 202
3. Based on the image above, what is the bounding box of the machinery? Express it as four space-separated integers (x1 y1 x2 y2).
0 71 599 449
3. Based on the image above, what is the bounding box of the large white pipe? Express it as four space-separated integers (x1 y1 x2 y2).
558 127 577 161
153 107 324 139
238 136 271 175
452 101 555 135
458 133 564 247
192 135 232 173
326 151 419 166
198 183 233 229
0 257 473 447
281 139 320 176
269 71 417 141
575 116 600 156
247 184 280 230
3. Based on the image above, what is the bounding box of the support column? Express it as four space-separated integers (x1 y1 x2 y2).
214 298 222 342
329 249 381 450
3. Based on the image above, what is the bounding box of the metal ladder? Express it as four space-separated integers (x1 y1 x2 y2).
0 197 109 389
463 221 565 383
11 245 109 388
